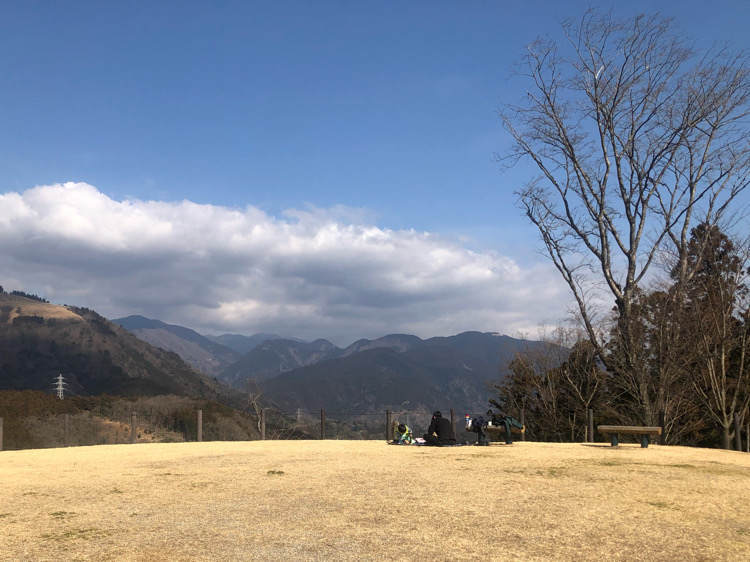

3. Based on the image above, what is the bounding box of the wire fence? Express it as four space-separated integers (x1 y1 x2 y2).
262 407 493 443
0 406 508 450
6 406 740 452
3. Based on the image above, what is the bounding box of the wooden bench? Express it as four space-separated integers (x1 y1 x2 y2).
597 425 662 448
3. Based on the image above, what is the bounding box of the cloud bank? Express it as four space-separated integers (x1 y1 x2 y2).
0 182 568 344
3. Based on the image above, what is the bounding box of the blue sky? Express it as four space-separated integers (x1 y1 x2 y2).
1 1 748 342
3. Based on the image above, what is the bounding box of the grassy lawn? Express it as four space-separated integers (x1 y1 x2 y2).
1 440 749 560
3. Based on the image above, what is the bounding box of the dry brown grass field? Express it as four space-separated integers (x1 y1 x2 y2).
1 440 749 561
0 294 83 324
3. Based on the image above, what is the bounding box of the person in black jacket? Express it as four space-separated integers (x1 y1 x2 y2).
423 411 456 446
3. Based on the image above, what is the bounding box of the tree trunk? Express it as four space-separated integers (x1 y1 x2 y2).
722 426 732 450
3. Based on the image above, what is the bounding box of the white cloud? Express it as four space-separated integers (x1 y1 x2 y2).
0 182 570 344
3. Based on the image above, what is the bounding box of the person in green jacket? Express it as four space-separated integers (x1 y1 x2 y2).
394 422 414 444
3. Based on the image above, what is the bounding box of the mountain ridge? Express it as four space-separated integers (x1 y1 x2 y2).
257 331 551 414
206 333 285 355
107 313 558 416
0 294 233 402
113 315 241 376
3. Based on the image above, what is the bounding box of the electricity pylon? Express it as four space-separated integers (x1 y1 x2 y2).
54 373 67 400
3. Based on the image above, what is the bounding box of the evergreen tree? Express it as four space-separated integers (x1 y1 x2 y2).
678 225 749 449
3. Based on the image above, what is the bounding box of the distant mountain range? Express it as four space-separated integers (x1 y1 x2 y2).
0 295 556 417
256 331 549 414
0 294 231 401
110 314 553 414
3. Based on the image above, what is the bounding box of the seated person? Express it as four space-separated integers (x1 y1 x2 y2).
466 414 490 446
393 422 414 444
423 411 456 446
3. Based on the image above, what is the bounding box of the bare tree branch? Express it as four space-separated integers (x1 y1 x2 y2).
502 10 750 425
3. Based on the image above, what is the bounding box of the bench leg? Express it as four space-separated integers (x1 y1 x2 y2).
610 434 618 447
641 435 649 448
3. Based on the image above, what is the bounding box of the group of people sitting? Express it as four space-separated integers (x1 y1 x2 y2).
392 410 457 446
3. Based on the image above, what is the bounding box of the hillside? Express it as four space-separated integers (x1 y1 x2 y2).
259 332 552 413
207 332 284 355
219 334 439 387
112 315 241 376
219 337 342 386
0 294 227 399
2 441 748 560
0 390 265 450
340 333 424 356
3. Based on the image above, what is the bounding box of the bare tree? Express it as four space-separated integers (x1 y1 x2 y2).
560 339 605 417
637 287 704 443
494 351 567 441
492 328 572 441
502 11 750 424
245 378 264 434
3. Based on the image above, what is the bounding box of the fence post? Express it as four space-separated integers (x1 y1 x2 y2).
450 409 456 440
260 409 266 440
0 417 3 451
320 409 326 439
747 423 749 453
659 410 666 445
521 408 526 441
130 412 137 444
587 409 594 443
735 413 742 452
385 410 392 441
197 409 203 442
64 414 70 447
